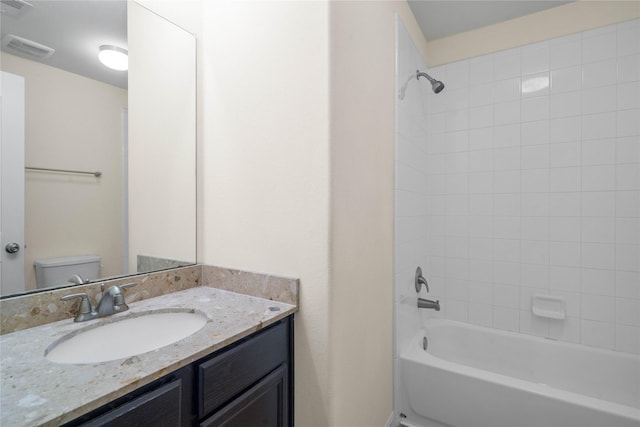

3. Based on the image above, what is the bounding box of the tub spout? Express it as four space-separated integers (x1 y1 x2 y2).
418 298 440 311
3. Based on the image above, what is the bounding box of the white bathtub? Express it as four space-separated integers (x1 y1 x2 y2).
400 319 640 427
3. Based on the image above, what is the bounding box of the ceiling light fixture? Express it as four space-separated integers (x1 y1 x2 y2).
98 45 128 71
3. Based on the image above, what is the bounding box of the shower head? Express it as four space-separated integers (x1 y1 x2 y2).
416 70 445 94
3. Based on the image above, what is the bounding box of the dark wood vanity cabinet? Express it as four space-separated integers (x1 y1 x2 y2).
65 316 294 427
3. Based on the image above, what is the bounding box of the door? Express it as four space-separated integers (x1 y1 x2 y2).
0 71 25 295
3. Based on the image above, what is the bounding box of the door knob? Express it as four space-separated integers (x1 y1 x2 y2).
5 243 20 254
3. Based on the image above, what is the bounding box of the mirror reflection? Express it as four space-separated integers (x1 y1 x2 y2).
0 0 196 298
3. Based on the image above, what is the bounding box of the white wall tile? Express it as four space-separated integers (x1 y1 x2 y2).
469 127 494 151
521 239 549 265
582 139 615 166
581 242 616 269
618 82 640 111
493 306 520 331
617 55 640 83
582 294 615 322
549 266 580 293
550 241 580 267
550 141 581 168
494 124 521 147
550 216 580 242
549 316 581 343
494 101 521 125
582 112 616 140
582 164 616 191
521 145 549 170
617 20 640 56
469 83 494 107
522 41 550 75
522 96 550 122
551 66 582 93
581 268 615 296
582 59 617 88
550 167 581 192
582 191 615 217
399 20 640 355
522 120 550 146
615 324 640 354
616 163 640 190
550 91 581 118
617 109 640 137
550 34 582 70
493 283 519 307
469 105 494 129
522 193 549 216
616 136 640 164
582 30 617 64
582 86 617 114
520 265 549 288
616 217 640 245
520 310 550 337
494 50 521 81
616 191 640 217
616 244 639 271
494 77 521 102
615 298 640 326
582 217 615 243
581 319 615 350
550 116 581 143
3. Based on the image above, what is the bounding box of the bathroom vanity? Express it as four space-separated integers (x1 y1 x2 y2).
0 285 297 427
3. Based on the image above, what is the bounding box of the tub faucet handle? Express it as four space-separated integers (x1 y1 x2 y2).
415 267 429 293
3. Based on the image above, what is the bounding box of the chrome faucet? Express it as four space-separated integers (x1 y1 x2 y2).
418 298 440 311
96 283 137 317
415 266 440 311
68 274 88 285
61 283 137 322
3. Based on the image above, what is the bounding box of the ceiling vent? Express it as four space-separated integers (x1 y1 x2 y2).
0 0 32 17
2 34 54 59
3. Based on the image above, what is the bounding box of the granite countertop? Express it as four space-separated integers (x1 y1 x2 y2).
0 286 296 427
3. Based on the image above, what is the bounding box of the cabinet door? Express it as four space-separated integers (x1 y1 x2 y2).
200 364 288 427
78 379 182 427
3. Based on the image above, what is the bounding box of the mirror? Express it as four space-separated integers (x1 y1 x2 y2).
0 0 196 298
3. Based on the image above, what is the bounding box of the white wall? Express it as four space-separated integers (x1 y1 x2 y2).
421 19 639 353
0 52 126 290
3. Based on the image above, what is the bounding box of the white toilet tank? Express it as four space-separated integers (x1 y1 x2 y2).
34 255 101 289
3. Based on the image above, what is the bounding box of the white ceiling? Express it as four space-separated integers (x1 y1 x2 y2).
408 0 574 41
1 0 127 89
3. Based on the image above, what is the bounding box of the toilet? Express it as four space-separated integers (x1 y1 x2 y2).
34 255 101 288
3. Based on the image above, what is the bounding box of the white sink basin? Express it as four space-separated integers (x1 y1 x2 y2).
45 311 208 364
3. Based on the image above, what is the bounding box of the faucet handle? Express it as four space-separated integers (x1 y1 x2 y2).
61 293 97 322
120 282 137 290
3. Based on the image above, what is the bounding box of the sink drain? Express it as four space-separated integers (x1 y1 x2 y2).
422 336 428 351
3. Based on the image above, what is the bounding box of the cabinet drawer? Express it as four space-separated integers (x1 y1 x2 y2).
78 379 182 427
198 321 287 417
200 364 288 427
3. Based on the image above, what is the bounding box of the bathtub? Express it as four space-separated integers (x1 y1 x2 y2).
400 319 640 427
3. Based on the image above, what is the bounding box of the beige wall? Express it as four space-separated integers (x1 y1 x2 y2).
127 1 197 271
427 0 640 66
0 52 126 290
199 0 426 426
200 1 331 425
328 2 426 426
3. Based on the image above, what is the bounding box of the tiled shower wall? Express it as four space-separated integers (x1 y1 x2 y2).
394 17 429 359
422 19 640 354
